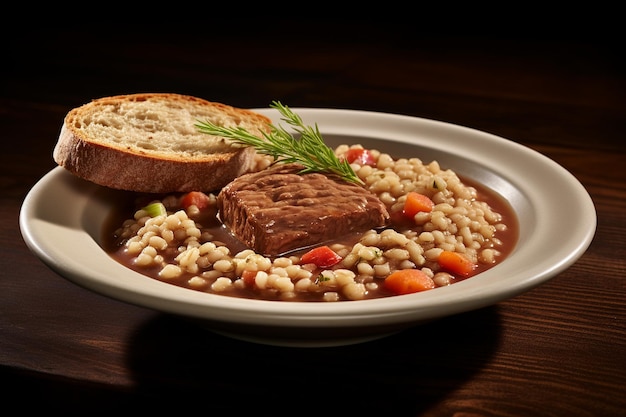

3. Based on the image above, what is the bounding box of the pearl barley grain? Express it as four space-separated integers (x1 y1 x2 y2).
109 141 512 302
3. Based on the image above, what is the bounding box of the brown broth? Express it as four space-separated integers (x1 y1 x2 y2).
102 175 519 301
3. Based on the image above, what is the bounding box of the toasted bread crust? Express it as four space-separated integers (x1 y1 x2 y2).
53 93 271 193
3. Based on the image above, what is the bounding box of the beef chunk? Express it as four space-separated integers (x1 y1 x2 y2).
217 163 390 256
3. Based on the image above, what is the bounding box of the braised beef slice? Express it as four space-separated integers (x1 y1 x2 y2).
217 163 390 256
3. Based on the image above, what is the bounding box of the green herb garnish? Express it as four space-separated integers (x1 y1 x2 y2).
195 101 363 185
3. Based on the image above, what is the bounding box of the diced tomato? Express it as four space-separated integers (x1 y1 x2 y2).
345 148 376 166
180 191 211 210
300 245 342 268
241 270 258 286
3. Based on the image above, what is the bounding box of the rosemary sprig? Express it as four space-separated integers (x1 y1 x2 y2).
195 101 363 185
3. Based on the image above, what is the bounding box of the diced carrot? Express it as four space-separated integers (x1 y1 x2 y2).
344 148 376 166
300 245 342 268
384 269 435 295
180 191 211 210
438 250 477 277
241 270 258 286
403 192 434 218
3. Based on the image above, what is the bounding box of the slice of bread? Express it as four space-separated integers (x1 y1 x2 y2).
53 93 271 193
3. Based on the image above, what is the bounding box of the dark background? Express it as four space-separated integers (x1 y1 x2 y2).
2 23 625 416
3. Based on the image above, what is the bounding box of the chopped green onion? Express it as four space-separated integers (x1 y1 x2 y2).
142 202 166 217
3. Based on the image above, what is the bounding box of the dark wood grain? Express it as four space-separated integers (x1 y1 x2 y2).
2 28 624 416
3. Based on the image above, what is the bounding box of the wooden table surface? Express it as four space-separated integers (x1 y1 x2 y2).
2 27 625 416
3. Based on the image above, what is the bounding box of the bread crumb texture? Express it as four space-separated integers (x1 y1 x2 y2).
70 94 264 158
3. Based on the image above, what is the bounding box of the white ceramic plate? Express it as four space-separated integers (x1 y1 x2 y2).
19 108 596 347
